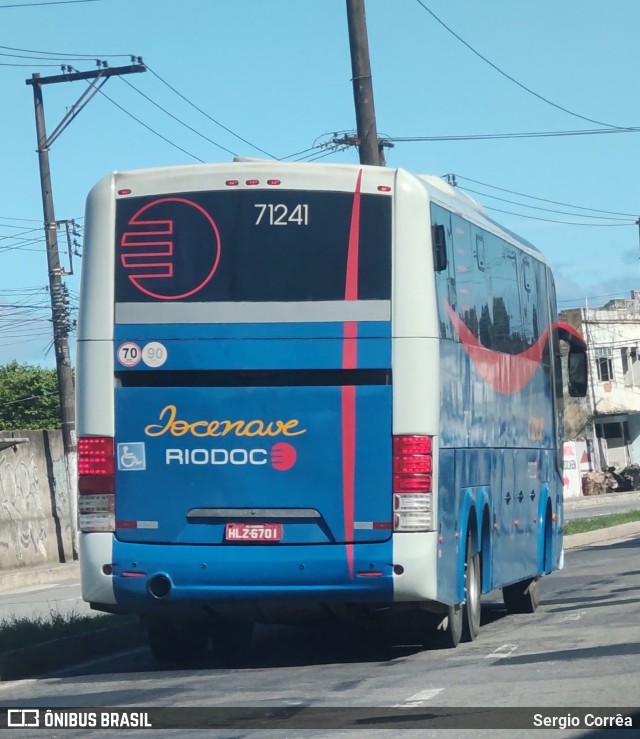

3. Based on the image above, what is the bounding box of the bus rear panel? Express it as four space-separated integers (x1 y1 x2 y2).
77 161 581 658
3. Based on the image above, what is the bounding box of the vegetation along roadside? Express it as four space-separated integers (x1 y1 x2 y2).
0 612 135 654
563 510 640 536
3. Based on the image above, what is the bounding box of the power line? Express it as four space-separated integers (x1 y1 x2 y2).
305 149 345 163
0 215 41 222
82 71 205 163
0 0 101 8
118 76 238 158
454 175 638 218
280 145 323 161
389 127 640 142
0 61 63 67
486 205 633 227
413 0 631 130
0 391 59 409
0 50 101 61
461 186 634 223
145 64 278 160
7 52 275 159
0 43 129 58
0 225 41 237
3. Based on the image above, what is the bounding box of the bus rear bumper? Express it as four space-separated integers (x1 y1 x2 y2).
83 535 400 610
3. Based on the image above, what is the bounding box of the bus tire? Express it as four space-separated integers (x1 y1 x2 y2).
147 619 208 663
502 577 540 614
462 544 481 641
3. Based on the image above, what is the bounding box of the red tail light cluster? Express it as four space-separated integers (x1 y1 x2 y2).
392 435 434 532
393 435 432 493
78 436 114 476
78 436 115 532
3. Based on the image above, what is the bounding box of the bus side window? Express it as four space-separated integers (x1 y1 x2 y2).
431 203 456 339
432 224 447 271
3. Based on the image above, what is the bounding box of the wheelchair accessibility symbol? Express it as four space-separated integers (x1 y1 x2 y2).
117 442 146 471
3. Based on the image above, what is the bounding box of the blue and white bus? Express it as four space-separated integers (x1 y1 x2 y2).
77 160 587 661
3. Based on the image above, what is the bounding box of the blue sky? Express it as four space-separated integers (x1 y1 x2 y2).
1 0 639 366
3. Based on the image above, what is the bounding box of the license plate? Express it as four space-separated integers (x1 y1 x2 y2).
225 523 283 542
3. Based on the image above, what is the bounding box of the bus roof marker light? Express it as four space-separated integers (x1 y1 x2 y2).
246 179 260 186
267 179 281 186
377 185 391 192
225 180 239 186
117 188 132 196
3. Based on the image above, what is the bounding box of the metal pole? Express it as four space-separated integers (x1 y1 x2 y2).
31 74 76 456
346 0 383 166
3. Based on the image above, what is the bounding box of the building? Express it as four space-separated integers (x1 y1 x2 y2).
560 291 640 472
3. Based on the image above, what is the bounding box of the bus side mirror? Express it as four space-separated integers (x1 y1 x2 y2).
432 224 447 272
568 349 588 397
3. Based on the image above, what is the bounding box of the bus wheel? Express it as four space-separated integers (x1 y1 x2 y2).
147 619 208 663
502 577 540 614
210 620 254 664
462 545 481 641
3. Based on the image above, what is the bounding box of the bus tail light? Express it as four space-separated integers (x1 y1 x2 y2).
393 435 433 532
78 436 115 533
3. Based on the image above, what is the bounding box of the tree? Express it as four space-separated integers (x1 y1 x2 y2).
0 361 61 430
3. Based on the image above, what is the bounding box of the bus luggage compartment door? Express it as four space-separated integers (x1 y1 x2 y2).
113 385 392 546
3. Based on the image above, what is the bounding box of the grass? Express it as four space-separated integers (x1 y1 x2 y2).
0 610 134 653
564 509 640 536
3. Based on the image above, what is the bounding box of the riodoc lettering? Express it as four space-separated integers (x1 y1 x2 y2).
165 443 297 471
167 448 268 465
145 405 306 438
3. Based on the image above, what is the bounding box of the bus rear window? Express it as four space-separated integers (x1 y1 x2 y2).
115 190 391 303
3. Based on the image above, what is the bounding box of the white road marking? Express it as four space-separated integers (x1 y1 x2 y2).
485 643 518 659
394 687 444 706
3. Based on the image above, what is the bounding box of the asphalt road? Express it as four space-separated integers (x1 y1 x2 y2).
0 532 638 738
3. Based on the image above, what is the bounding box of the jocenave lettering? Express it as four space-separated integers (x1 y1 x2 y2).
144 404 307 438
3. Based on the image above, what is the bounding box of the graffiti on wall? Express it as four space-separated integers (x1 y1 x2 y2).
0 451 48 561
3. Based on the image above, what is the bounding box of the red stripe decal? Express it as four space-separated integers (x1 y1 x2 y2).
446 304 587 395
345 170 362 301
342 321 358 368
341 170 362 579
342 384 356 577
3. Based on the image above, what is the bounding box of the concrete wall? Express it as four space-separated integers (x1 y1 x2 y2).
0 431 76 572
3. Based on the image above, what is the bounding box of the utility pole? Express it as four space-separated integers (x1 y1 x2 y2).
25 62 145 458
346 0 384 166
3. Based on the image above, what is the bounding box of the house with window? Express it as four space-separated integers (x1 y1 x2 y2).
560 290 640 471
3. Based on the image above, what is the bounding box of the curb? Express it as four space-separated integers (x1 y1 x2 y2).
0 562 80 594
564 521 640 549
0 620 146 681
564 491 640 510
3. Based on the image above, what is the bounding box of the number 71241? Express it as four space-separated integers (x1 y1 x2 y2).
254 203 309 226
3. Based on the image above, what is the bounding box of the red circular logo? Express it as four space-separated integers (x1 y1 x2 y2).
270 442 297 471
120 197 221 300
